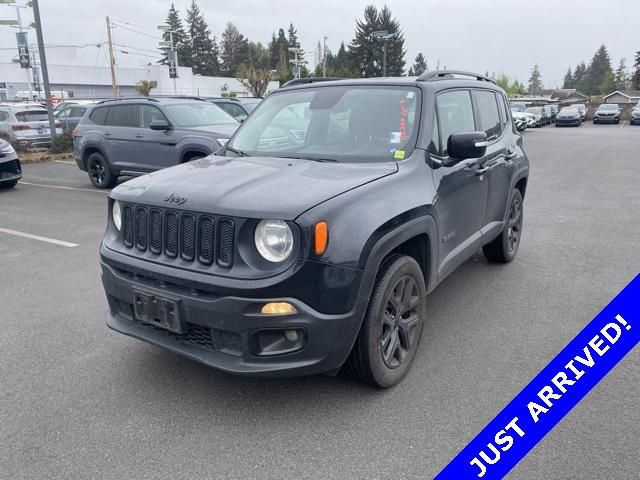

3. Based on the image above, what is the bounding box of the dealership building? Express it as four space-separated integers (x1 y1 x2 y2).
0 59 278 101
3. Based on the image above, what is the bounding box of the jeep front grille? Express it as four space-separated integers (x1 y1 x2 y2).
121 204 235 268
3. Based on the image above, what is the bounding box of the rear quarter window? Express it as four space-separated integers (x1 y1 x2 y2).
89 107 109 125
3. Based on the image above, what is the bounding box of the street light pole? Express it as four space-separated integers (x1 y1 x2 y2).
31 0 56 137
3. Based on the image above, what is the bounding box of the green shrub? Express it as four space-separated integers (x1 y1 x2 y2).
49 131 74 154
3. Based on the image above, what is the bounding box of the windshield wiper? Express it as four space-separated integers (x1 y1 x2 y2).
279 155 339 163
225 146 248 157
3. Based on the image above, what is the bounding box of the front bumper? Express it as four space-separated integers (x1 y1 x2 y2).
0 158 22 185
101 252 366 377
594 115 619 123
555 118 581 126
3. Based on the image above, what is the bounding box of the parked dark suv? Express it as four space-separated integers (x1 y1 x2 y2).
73 97 239 188
101 71 529 387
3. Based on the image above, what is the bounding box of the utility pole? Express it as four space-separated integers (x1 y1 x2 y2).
14 5 32 100
31 0 56 137
372 30 397 77
158 24 178 95
288 47 305 80
106 16 117 97
322 36 328 77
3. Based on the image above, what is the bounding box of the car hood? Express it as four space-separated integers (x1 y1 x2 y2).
182 123 239 138
111 156 398 220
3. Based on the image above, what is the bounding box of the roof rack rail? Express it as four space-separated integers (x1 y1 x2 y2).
96 97 160 104
417 70 496 85
281 77 343 88
150 95 205 101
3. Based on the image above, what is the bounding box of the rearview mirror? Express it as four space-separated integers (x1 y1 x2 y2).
149 119 170 131
446 131 488 163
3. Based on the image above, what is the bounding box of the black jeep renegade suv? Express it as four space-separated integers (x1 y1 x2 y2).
101 71 529 387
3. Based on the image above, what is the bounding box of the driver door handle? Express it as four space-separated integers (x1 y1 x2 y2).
505 150 517 160
475 166 492 175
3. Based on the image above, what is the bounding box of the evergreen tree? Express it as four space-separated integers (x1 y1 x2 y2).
186 0 219 76
219 22 249 76
247 41 270 70
528 64 543 94
599 70 616 95
159 4 191 67
268 28 289 72
572 62 587 92
562 67 573 88
349 5 405 77
287 22 304 61
584 45 612 95
613 58 630 91
632 50 640 90
349 5 380 77
409 53 428 76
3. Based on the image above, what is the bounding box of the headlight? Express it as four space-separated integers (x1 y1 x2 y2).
112 200 122 231
254 220 293 263
0 140 15 154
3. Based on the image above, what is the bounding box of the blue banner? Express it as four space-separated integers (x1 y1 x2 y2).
435 275 639 480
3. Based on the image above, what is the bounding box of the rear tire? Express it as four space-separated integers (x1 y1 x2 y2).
87 152 117 189
345 255 427 388
483 189 524 263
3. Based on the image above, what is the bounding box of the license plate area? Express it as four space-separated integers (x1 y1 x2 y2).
133 290 182 333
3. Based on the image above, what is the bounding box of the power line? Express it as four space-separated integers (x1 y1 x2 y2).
110 21 162 41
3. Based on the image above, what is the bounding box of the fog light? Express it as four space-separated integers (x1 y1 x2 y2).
284 329 298 342
261 302 297 315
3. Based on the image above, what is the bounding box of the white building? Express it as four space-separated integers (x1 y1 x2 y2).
0 61 279 101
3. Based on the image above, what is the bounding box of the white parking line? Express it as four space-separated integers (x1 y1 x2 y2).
0 227 79 248
54 160 76 165
19 181 107 194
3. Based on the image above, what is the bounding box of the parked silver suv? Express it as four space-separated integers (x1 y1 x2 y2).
73 97 239 188
0 104 63 149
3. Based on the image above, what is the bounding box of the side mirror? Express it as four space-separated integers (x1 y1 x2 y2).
446 131 488 164
149 119 171 131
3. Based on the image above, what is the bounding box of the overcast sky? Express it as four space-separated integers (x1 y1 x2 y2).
1 0 638 88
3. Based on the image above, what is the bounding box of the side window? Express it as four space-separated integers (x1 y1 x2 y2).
473 90 501 140
496 93 509 130
428 112 441 156
70 107 86 118
56 108 70 118
220 103 245 118
436 90 475 157
89 107 108 125
140 105 168 128
106 104 138 127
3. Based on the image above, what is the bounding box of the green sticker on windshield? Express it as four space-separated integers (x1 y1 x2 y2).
394 150 406 160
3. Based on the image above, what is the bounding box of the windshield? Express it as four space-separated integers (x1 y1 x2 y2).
510 104 525 112
228 85 420 163
526 107 542 114
598 104 618 111
560 108 578 114
164 102 238 127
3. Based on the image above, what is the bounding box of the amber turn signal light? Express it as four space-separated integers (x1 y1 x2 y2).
314 221 328 255
261 302 297 315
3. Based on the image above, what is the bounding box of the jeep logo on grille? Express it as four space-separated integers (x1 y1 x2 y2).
163 193 187 205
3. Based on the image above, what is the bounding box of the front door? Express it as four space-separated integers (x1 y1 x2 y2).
431 89 489 281
138 104 179 170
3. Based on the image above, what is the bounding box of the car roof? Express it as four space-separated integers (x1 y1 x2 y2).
277 70 505 94
94 96 207 106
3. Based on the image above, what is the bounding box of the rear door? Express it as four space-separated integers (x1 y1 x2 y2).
103 104 141 171
471 89 515 238
431 89 489 280
137 104 180 170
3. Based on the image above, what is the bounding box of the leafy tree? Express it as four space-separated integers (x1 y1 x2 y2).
159 4 191 67
186 0 219 76
219 22 249 76
599 70 616 96
562 67 574 88
408 53 427 76
528 64 543 94
613 58 630 91
236 64 272 97
632 50 640 90
135 80 157 96
584 45 612 95
349 5 405 77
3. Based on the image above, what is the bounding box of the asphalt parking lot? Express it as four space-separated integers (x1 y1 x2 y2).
1 123 638 479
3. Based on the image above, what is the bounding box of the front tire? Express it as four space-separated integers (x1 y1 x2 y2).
346 255 427 388
87 152 117 189
483 189 524 263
